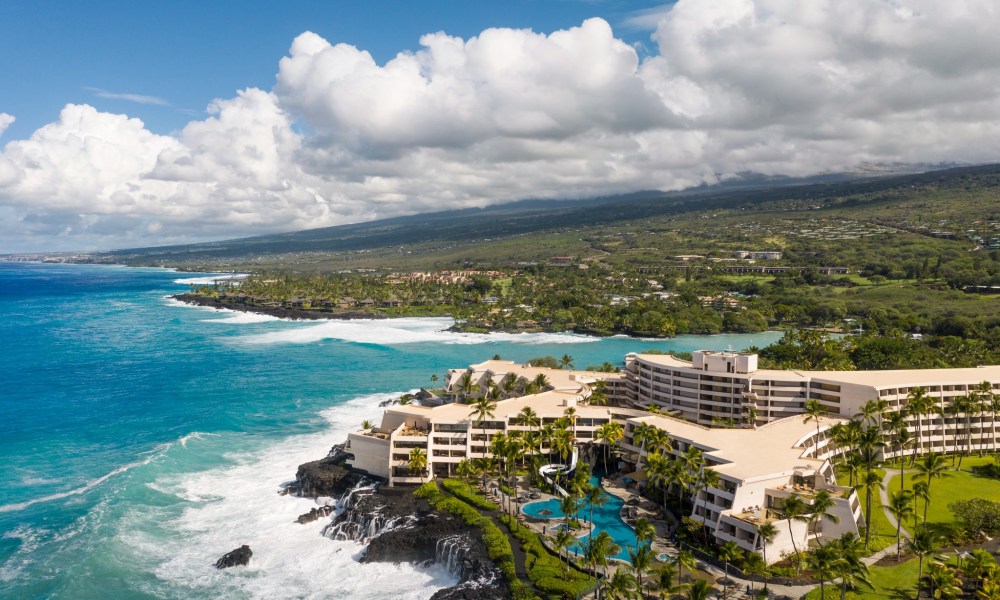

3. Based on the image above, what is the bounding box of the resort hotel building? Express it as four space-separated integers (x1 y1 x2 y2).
346 351 1000 562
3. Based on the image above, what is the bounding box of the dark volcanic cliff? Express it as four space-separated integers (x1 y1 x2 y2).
293 458 510 600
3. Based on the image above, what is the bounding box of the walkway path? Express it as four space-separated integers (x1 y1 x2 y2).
867 467 917 566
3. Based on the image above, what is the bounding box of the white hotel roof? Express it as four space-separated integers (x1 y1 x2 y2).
631 413 841 482
634 353 1000 388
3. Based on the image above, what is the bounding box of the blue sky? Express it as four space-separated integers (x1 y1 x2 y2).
1 1 998 253
0 1 665 141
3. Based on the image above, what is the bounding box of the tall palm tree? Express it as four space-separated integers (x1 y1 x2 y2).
754 521 778 593
911 480 931 526
560 493 579 530
803 398 826 456
597 421 624 468
808 489 840 545
468 396 498 458
551 528 576 574
589 379 609 406
653 563 678 600
532 372 551 391
515 406 539 433
457 371 477 403
634 517 655 549
807 543 839 600
408 448 427 483
914 452 950 523
563 406 578 439
831 533 873 600
907 386 931 463
560 354 574 369
860 469 885 549
584 483 606 536
585 530 620 580
718 541 743 593
628 543 655 598
887 489 915 560
781 494 808 573
676 549 697 586
908 526 940 596
645 452 672 516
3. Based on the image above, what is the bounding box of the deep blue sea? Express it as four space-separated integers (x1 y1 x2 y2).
0 262 780 599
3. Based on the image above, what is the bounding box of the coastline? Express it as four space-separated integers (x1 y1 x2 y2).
172 293 388 321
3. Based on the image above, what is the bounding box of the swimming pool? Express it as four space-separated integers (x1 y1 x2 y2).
522 476 639 561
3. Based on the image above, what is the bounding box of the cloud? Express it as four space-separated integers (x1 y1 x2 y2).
0 113 13 137
2 1 1000 251
86 87 170 106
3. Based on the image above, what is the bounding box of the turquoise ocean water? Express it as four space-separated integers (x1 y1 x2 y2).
0 263 780 599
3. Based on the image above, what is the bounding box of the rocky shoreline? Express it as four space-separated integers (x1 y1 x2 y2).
172 293 387 321
290 447 511 600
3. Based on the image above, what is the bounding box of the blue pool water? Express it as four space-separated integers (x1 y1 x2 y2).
522 477 638 561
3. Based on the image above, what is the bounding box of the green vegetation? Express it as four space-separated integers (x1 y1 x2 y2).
889 455 1000 525
415 481 536 599
500 514 595 600
440 478 499 511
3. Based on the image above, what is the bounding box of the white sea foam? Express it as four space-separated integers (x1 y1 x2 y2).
173 274 247 285
237 316 599 346
0 441 176 514
144 393 456 599
201 311 280 324
0 526 47 582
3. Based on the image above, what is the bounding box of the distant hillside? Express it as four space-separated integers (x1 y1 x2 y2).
93 163 1000 271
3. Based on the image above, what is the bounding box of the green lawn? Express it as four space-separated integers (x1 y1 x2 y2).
888 455 1000 525
859 556 922 599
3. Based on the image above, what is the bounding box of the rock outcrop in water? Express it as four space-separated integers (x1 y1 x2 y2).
292 456 510 600
214 545 252 569
293 444 370 498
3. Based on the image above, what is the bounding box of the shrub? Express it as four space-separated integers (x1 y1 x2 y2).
442 478 499 511
948 498 1000 534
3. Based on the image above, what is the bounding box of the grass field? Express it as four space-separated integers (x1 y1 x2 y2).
888 455 1000 525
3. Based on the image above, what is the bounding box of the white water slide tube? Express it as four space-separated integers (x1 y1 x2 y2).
538 446 579 497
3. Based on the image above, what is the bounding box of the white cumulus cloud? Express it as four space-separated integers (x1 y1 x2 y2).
2 0 1000 252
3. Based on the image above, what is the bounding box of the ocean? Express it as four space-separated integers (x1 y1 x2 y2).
0 262 780 599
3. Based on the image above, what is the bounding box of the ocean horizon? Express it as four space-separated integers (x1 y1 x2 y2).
0 262 780 599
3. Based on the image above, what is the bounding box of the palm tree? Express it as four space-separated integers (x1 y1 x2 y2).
584 483 607 535
803 398 826 456
597 421 624 468
684 579 714 600
831 533 873 600
560 493 578 530
908 527 940 596
634 517 655 549
585 530 619 580
456 371 477 403
560 354 574 369
563 406 578 439
408 448 427 483
589 379 609 406
860 468 885 549
515 406 539 433
808 489 840 545
551 528 576 574
887 489 915 560
628 543 655 598
645 452 672 516
532 373 551 391
468 396 497 458
675 549 697 586
914 452 950 523
807 544 839 599
781 494 808 573
907 386 931 463
742 552 766 593
361 419 373 430
754 521 778 592
653 563 678 600
718 541 743 593
911 480 931 526
603 568 639 600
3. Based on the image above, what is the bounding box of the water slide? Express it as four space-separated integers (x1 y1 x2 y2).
538 446 579 497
